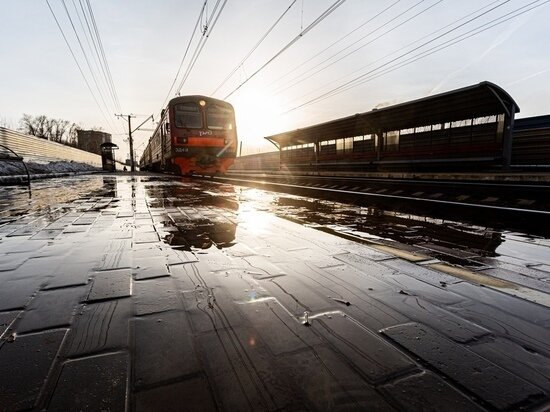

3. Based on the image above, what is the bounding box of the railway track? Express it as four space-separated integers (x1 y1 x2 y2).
199 172 550 234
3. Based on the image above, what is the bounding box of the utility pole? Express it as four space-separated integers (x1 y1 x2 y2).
115 114 136 172
115 114 153 172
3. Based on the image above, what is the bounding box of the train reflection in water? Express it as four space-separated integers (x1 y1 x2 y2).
144 180 238 251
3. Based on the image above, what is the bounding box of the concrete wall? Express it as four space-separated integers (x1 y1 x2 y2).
0 127 102 167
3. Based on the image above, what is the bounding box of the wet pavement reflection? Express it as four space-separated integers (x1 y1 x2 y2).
0 173 549 411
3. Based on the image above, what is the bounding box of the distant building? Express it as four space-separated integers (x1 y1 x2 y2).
77 130 112 155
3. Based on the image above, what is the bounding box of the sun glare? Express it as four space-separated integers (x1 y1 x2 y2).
232 90 289 153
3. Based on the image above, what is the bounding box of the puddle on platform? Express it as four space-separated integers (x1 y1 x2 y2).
2 174 549 271
235 187 550 269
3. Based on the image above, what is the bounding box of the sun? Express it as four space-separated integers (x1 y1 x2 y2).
231 90 289 153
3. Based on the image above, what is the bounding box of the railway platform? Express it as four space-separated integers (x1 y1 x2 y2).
0 174 549 411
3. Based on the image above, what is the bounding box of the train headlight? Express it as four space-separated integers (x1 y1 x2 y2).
224 139 228 144
199 100 206 107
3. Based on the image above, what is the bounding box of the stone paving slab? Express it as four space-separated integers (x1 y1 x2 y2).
132 311 199 389
86 269 132 302
379 371 484 412
0 329 67 410
48 352 128 411
382 322 545 409
63 298 132 357
0 175 549 411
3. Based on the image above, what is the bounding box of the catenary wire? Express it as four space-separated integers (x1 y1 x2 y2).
70 0 117 114
175 0 228 96
266 0 400 90
211 0 298 97
160 0 208 110
273 0 443 96
60 0 115 126
223 0 349 100
84 0 121 111
285 0 547 112
45 0 116 131
293 0 505 103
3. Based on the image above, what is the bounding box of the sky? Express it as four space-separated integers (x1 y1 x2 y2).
1 0 550 160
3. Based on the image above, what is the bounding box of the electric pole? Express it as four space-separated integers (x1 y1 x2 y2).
115 114 153 172
115 114 136 171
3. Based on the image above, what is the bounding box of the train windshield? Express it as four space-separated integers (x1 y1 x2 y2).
206 104 233 130
175 103 202 128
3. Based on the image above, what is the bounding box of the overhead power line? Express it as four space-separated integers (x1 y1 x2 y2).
273 0 442 96
266 0 401 91
211 0 299 97
296 0 506 103
161 0 208 110
174 0 229 96
223 0 349 100
46 0 117 132
285 0 547 113
60 0 114 120
47 0 124 136
84 0 122 113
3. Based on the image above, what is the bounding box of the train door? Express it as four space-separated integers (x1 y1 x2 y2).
160 120 166 171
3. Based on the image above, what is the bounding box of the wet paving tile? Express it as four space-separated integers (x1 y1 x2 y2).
133 256 171 280
134 231 160 244
237 298 322 355
48 352 128 411
0 329 67 410
16 286 86 333
379 371 485 411
30 229 63 240
132 311 199 389
134 376 217 412
0 276 45 311
0 253 29 272
86 269 132 302
382 322 545 409
63 298 132 357
311 314 418 384
133 278 182 316
0 311 19 339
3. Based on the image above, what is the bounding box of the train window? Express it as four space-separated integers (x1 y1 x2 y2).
206 104 233 130
175 103 202 128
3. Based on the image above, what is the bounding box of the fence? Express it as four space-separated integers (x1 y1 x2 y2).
0 127 102 167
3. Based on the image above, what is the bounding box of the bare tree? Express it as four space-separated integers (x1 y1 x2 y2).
18 114 99 149
67 123 79 147
0 116 15 129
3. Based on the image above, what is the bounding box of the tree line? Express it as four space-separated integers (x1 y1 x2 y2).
15 114 103 148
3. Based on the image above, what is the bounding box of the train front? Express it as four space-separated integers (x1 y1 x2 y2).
169 96 237 175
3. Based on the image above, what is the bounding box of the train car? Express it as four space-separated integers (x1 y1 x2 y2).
140 95 237 175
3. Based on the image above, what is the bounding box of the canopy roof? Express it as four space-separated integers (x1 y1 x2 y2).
265 81 519 148
100 142 119 149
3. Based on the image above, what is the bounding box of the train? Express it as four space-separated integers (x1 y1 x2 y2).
139 95 238 175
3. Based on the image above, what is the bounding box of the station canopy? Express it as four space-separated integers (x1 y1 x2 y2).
100 142 119 150
265 81 519 149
